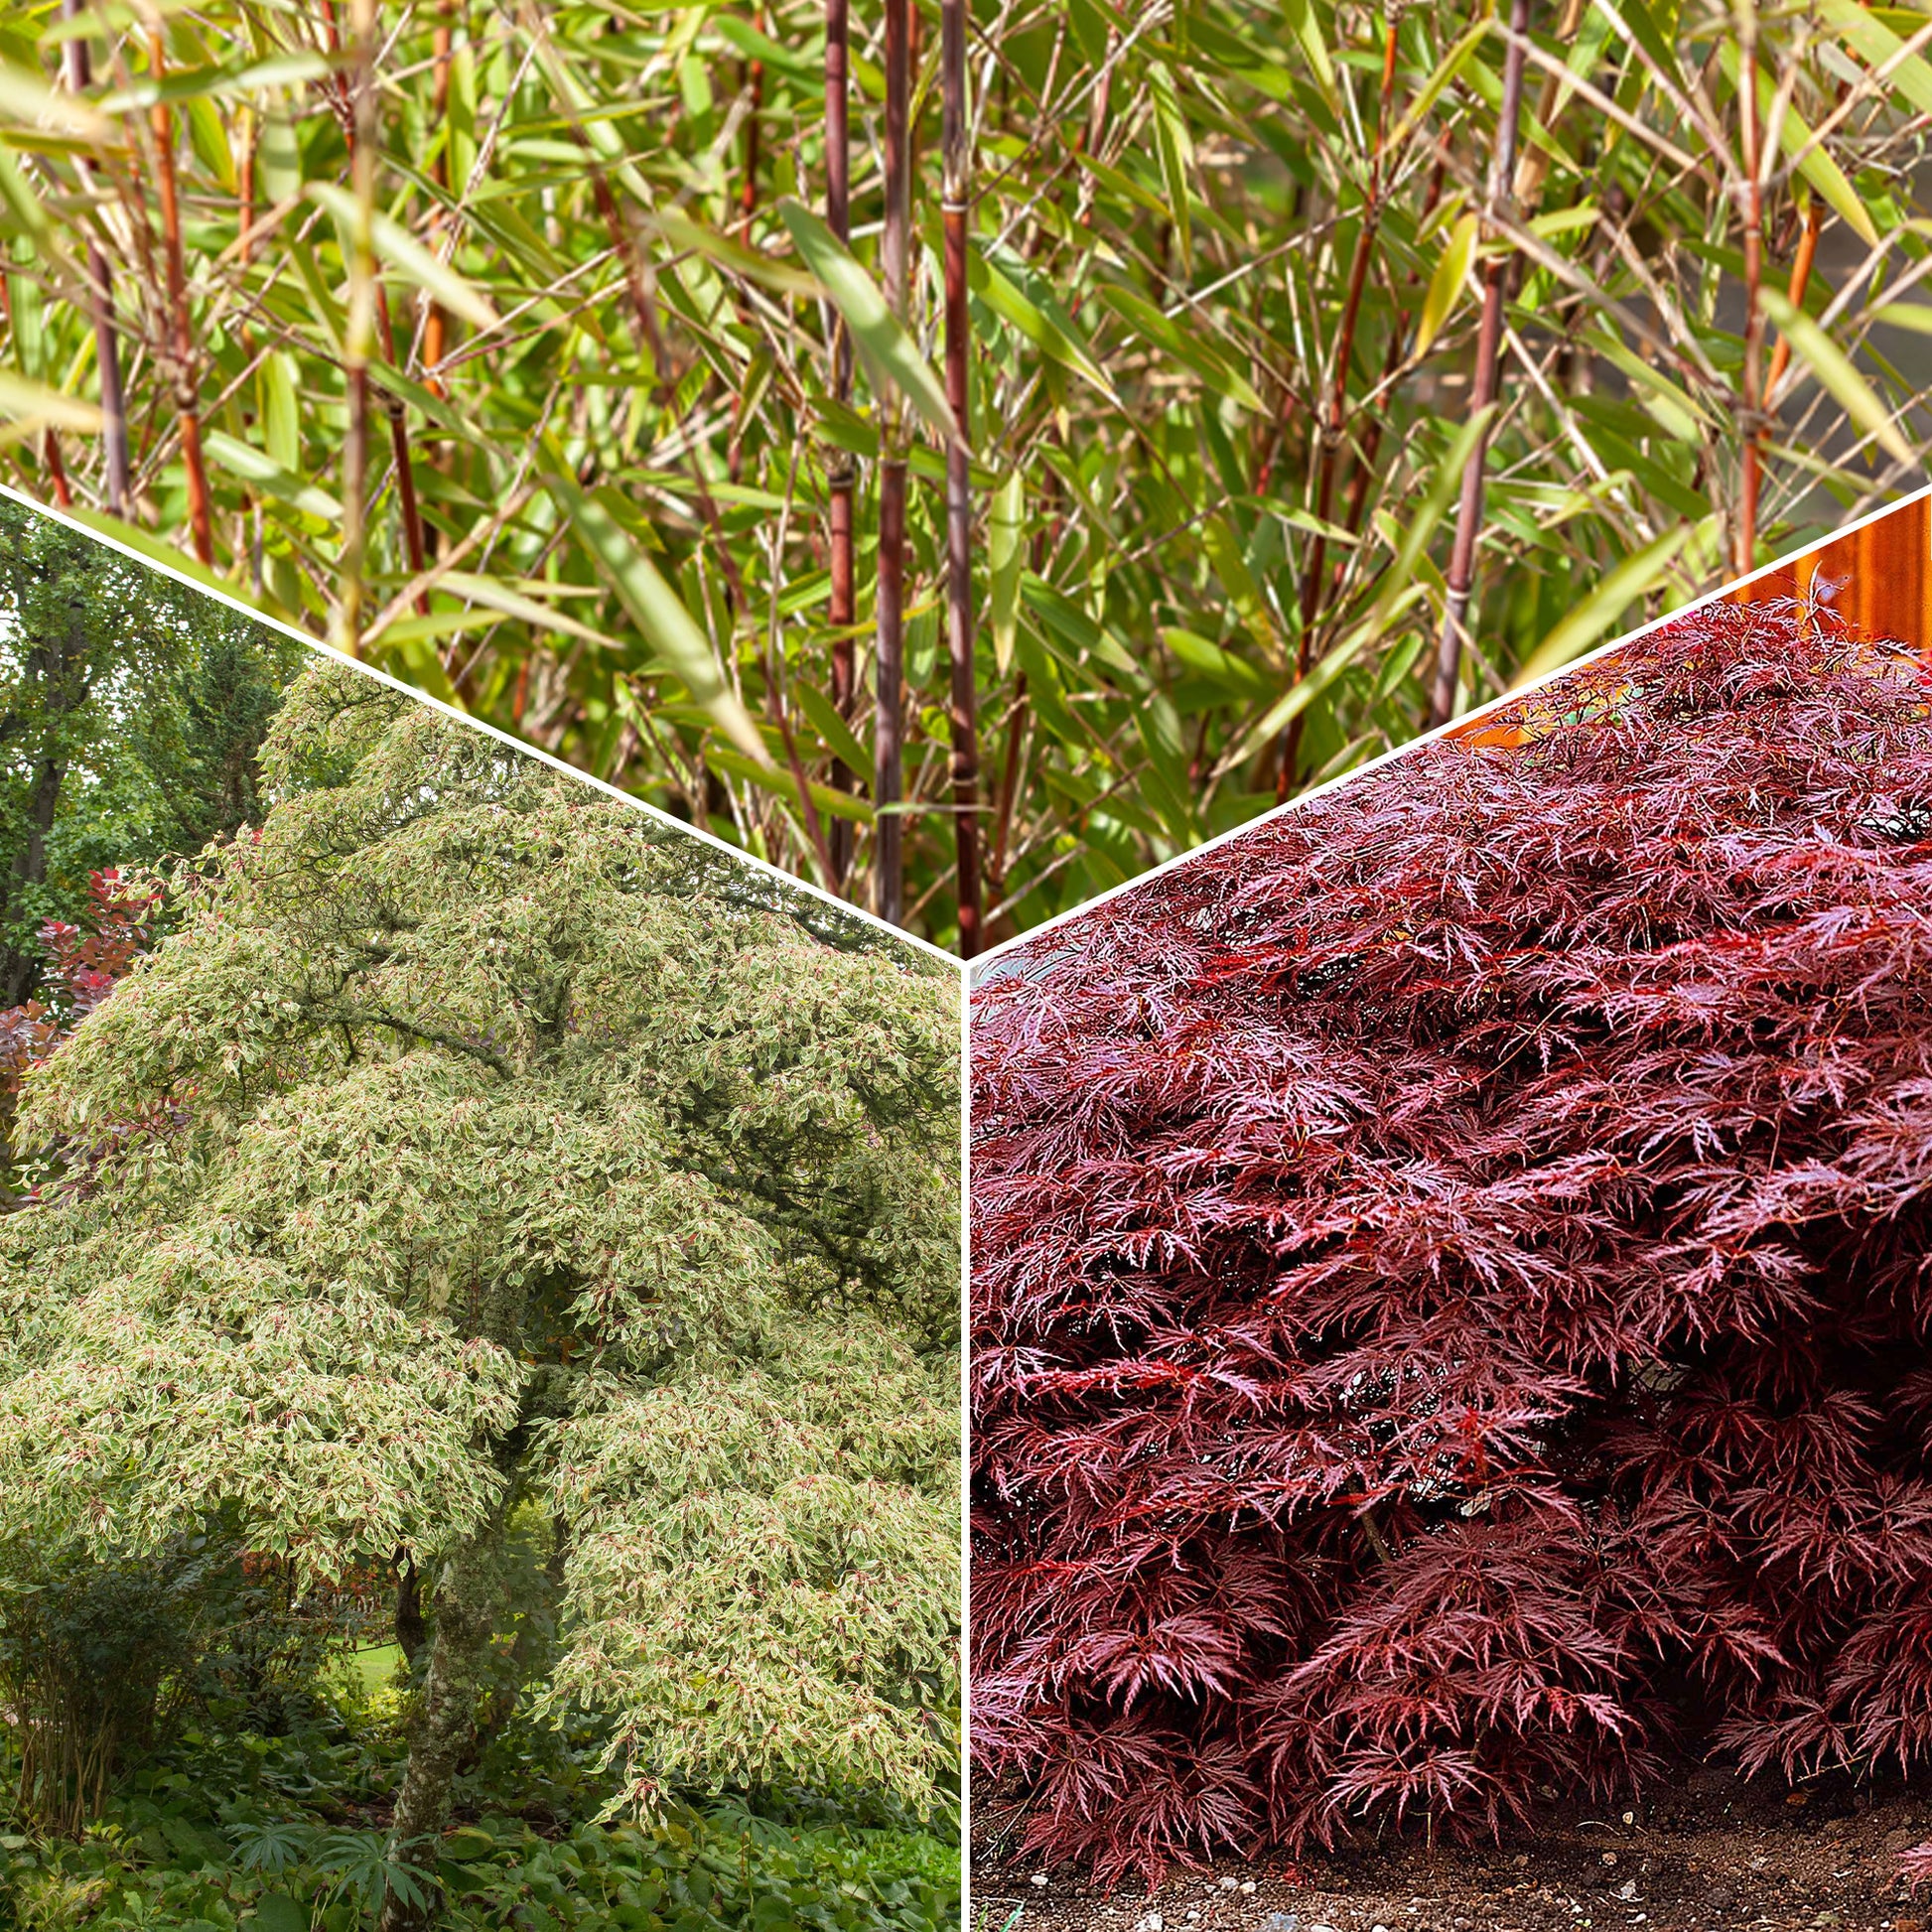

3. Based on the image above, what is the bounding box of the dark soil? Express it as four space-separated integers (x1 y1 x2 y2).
972 1773 1932 1932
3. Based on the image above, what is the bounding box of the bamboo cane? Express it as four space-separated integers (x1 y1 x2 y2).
1426 0 1532 729
61 0 128 516
148 28 214 566
875 0 911 927
941 0 982 954
826 0 858 889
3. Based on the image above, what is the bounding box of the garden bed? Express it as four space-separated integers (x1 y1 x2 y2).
974 1772 1932 1932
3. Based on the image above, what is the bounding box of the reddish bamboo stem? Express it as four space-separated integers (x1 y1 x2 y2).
1277 7 1403 800
41 431 72 508
1764 192 1820 403
942 0 982 955
62 0 128 515
1736 5 1763 575
874 0 911 927
1427 0 1532 729
825 0 858 888
149 30 214 565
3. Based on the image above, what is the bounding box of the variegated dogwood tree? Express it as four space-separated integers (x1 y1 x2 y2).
0 663 961 1930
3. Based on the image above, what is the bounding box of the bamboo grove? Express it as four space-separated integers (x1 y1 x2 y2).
0 0 1929 950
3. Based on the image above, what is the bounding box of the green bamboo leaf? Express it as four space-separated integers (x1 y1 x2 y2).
1761 288 1913 464
305 183 500 330
1720 46 1877 247
0 370 101 440
793 680 870 779
0 62 111 141
204 431 341 521
776 199 961 449
972 249 1118 402
1094 283 1265 412
989 473 1025 677
1387 16 1492 155
1875 300 1932 336
434 571 629 649
648 209 820 298
541 468 770 764
705 744 873 822
258 352 300 472
1149 67 1194 273
1415 210 1478 360
1162 626 1272 696
1816 0 1932 118
1280 0 1338 98
1511 525 1691 689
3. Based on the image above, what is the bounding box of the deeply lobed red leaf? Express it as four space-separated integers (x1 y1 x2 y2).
972 603 1932 1886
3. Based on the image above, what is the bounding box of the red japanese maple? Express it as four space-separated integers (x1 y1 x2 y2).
971 599 1932 1887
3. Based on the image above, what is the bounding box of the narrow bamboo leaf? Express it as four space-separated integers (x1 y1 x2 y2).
1586 326 1714 437
1877 299 1932 338
973 249 1118 401
0 62 111 141
1719 46 1878 246
0 370 101 436
1416 211 1478 360
989 472 1025 677
1149 69 1194 273
710 16 818 78
306 183 499 330
648 209 820 297
436 570 627 649
1201 516 1279 648
204 430 341 520
1278 506 1359 546
777 199 961 449
1095 283 1265 412
1511 525 1691 688
1280 0 1338 97
1163 627 1273 696
258 352 300 473
1761 288 1912 463
1387 15 1491 155
794 680 871 778
99 53 339 112
0 146 53 250
1816 0 1932 118
542 468 770 763
705 744 874 821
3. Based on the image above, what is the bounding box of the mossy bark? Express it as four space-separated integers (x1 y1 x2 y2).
377 1479 515 1932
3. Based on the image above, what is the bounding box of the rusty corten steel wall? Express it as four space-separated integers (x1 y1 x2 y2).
1730 491 1932 652
1447 493 1932 753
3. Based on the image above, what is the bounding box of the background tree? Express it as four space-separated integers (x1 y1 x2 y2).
971 599 1932 1886
0 496 303 1180
2 1 1927 948
0 662 961 1930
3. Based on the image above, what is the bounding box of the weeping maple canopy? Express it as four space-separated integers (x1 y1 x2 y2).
971 600 1932 1886
0 663 961 1813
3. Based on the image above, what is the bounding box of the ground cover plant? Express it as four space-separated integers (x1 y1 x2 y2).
0 615 962 1928
970 595 1932 1888
4 2 1932 946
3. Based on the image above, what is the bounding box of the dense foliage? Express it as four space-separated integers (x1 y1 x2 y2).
0 500 301 993
971 599 1932 1885
0 660 961 1928
1 2 1928 943
0 1659 959 1932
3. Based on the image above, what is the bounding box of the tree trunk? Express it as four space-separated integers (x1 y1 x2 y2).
394 1555 426 1664
377 1495 513 1932
0 756 68 1007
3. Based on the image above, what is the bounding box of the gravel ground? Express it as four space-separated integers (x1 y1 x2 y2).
971 1772 1932 1932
